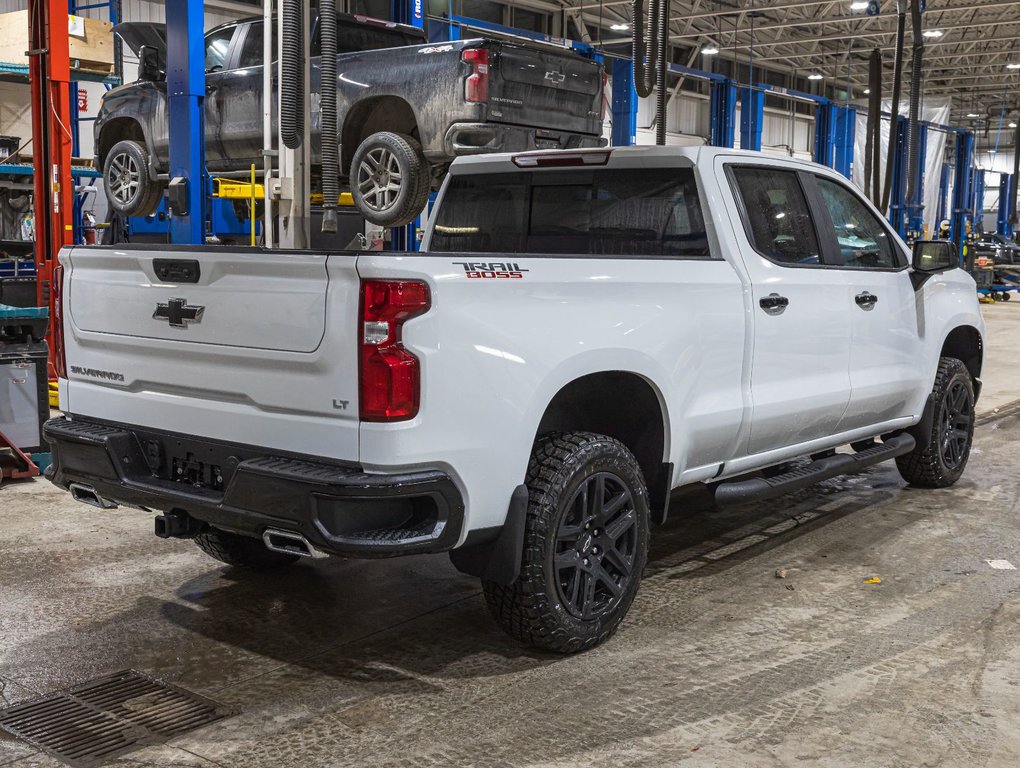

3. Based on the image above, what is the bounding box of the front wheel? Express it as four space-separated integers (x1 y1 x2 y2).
102 139 163 217
895 357 976 488
349 131 430 228
483 432 650 653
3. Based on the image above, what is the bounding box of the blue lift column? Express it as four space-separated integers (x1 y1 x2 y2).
949 131 974 263
709 79 736 148
739 86 763 151
889 120 909 236
611 59 637 147
165 0 206 244
998 173 1015 237
832 106 856 179
936 162 950 228
972 171 986 234
905 123 927 239
813 102 836 169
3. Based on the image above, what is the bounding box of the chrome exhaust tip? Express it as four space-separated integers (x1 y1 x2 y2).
262 528 329 559
69 483 118 510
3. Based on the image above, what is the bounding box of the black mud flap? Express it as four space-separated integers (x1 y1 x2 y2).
449 484 529 585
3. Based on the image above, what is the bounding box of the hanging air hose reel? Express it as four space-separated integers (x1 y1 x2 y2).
632 0 668 146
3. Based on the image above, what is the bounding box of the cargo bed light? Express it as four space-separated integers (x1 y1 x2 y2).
511 150 612 168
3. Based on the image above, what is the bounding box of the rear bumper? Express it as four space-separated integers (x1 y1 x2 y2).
443 122 605 156
43 416 465 558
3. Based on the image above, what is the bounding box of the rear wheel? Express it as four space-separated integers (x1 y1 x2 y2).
103 139 163 217
895 357 975 488
194 528 299 569
483 432 650 653
350 131 430 228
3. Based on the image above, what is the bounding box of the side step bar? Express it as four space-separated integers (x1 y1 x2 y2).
714 434 916 509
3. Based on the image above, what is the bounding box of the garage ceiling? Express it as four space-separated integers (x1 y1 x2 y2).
556 0 1020 132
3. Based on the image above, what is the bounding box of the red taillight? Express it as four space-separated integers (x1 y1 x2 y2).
359 280 430 422
52 263 67 379
463 47 489 103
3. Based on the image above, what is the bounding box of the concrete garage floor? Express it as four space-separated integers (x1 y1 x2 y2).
2 306 1020 768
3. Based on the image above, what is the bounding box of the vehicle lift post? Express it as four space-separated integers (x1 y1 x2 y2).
165 0 207 244
29 0 74 371
949 130 975 263
610 58 637 147
998 173 1015 238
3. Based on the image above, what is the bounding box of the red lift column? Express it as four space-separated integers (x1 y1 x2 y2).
28 0 74 378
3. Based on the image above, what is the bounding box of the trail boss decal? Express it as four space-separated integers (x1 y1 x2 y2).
453 262 529 279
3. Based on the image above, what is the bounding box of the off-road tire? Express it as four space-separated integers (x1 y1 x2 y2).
103 139 163 217
350 131 430 228
194 528 299 569
895 357 976 488
483 432 650 653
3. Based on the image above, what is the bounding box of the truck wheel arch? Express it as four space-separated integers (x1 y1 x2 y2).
534 371 672 523
940 325 983 382
341 96 420 174
98 117 155 178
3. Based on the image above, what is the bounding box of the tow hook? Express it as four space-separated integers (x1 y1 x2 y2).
154 509 207 539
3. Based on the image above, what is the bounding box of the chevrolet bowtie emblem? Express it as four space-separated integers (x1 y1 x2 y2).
544 70 566 85
153 297 205 328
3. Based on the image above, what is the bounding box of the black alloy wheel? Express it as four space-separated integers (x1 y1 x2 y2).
938 379 972 471
554 471 638 620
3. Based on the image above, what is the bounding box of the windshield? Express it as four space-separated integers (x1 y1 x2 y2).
430 167 711 258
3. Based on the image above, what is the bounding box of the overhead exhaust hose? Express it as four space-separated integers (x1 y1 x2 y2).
1010 121 1020 227
905 0 923 212
632 0 661 99
320 0 339 234
864 49 880 204
869 50 882 205
653 0 667 145
280 0 304 150
880 9 906 214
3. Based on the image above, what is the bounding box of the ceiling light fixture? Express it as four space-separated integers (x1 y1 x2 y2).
967 112 980 118
864 88 871 94
850 1 869 9
702 43 720 55
1007 63 1020 70
610 23 629 31
808 73 824 80
922 29 943 38
1011 122 1019 129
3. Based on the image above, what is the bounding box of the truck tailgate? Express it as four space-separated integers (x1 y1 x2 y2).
489 44 601 136
60 246 362 462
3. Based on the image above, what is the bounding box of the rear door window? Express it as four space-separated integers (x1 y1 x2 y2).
729 167 822 266
430 168 712 258
204 27 236 72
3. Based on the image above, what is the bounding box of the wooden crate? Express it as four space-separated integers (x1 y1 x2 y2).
0 10 114 72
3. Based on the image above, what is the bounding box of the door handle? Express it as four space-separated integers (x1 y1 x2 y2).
759 293 789 315
855 291 879 310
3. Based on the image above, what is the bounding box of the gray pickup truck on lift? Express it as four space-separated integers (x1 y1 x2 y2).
96 12 606 226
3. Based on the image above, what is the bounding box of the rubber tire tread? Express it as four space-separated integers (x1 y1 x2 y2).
483 431 650 654
350 131 430 228
194 527 300 569
895 356 975 488
103 139 162 217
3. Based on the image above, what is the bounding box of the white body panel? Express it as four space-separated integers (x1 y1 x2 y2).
58 146 985 545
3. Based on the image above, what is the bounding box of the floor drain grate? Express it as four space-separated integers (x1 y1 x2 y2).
0 670 231 767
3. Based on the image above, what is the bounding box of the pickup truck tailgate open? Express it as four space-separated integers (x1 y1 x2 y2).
60 246 362 462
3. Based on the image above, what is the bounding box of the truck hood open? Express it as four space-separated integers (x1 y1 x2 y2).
114 22 167 70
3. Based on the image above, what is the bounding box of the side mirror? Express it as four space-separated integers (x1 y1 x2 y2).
910 240 957 290
912 240 957 273
138 45 163 82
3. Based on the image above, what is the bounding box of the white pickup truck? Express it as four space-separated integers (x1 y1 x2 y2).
45 146 984 653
